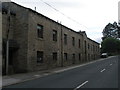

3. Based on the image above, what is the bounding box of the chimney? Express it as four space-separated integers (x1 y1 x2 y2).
35 7 36 11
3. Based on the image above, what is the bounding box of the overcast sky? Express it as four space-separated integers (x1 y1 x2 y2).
11 0 119 43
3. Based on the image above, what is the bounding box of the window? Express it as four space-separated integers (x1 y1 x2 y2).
79 53 81 61
72 37 75 46
37 51 43 63
84 41 87 53
78 39 81 48
53 52 57 61
53 30 57 41
64 53 67 60
98 46 99 52
88 43 90 50
72 54 75 64
88 54 90 60
64 34 67 45
93 46 94 51
91 45 92 51
37 24 43 38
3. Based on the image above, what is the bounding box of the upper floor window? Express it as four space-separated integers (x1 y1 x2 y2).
93 45 95 51
72 37 75 46
78 39 81 48
53 30 57 41
88 43 90 50
37 24 43 38
90 44 92 51
64 34 67 45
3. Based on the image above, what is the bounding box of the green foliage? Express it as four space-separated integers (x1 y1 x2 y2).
101 37 120 54
102 22 119 40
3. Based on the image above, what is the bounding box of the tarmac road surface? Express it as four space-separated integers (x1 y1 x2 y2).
3 56 119 89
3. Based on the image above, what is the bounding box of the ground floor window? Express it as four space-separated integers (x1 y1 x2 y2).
37 51 43 63
53 52 57 61
72 53 75 64
64 53 68 61
79 53 81 61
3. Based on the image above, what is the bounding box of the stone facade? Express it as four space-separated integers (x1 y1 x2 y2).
2 2 100 74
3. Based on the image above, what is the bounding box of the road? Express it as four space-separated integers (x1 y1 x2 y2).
3 56 119 89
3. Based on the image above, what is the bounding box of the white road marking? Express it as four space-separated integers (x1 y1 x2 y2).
110 64 112 66
34 75 40 77
100 69 106 72
54 56 116 74
43 73 49 76
74 81 88 90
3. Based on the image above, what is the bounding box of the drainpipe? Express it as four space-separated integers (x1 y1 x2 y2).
60 22 63 67
6 2 10 75
6 39 9 75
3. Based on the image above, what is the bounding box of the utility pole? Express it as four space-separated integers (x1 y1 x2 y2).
6 2 10 75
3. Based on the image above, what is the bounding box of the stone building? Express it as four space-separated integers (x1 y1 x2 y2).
1 2 100 75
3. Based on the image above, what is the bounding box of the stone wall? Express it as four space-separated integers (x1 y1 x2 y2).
2 2 100 74
2 2 29 73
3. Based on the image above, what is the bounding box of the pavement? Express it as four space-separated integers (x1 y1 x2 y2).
1 56 118 88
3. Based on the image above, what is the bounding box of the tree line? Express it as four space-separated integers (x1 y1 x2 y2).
101 21 120 55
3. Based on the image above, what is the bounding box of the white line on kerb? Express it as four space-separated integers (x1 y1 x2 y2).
100 69 106 72
74 81 88 90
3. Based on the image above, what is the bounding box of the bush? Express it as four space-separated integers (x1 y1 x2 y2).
101 37 120 54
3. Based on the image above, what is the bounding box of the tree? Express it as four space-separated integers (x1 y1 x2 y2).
118 21 120 38
102 22 119 40
101 37 120 55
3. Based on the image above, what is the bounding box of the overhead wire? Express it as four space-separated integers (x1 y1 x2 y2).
39 0 89 30
12 0 89 30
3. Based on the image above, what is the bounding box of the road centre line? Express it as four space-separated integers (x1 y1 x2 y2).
74 81 88 90
100 69 106 72
54 56 115 74
34 75 41 77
